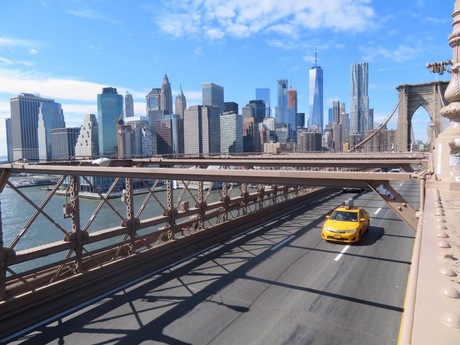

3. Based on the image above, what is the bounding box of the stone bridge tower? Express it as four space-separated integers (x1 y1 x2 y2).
396 81 448 152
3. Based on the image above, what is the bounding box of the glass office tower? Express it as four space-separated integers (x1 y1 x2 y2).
276 79 288 125
255 88 271 117
97 87 123 156
308 59 323 133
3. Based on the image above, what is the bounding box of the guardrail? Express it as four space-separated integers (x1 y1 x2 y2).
0 163 336 338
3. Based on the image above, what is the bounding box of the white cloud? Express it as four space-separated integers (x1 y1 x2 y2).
0 68 105 102
0 57 35 68
65 7 120 25
0 68 203 118
183 90 202 104
0 57 13 65
0 68 154 126
0 36 36 48
156 13 202 37
153 0 375 42
205 27 225 40
361 44 421 63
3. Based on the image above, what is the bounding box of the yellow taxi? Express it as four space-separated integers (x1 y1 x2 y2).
321 199 370 243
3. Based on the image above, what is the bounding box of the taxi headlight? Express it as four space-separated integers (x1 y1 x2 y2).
344 229 357 234
323 226 336 232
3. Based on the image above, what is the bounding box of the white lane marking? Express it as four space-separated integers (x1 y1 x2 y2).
271 235 295 251
375 207 382 215
334 245 350 262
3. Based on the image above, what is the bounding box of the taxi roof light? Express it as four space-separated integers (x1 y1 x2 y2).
344 198 353 209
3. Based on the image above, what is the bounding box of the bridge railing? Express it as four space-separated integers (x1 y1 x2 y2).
0 163 324 303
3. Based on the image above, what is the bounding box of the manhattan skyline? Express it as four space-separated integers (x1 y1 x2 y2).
0 0 455 157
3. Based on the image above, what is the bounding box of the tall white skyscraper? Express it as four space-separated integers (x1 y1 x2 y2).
308 52 323 133
350 62 369 136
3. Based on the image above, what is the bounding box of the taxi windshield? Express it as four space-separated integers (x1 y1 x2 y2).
330 211 358 222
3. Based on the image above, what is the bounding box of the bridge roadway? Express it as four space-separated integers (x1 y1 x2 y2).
6 180 418 344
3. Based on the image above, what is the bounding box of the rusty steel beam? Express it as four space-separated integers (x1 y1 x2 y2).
366 180 418 231
138 152 425 161
88 158 424 169
1 163 412 188
152 159 422 170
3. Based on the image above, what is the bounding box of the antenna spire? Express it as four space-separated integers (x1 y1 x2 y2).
315 45 318 67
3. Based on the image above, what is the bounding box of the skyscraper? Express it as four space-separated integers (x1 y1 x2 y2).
202 82 224 114
350 62 369 136
160 74 173 115
146 88 162 155
175 85 187 119
116 119 133 159
308 53 323 133
287 86 298 141
9 93 61 162
37 101 66 161
255 88 271 117
224 102 239 114
51 127 79 160
220 112 243 154
184 105 220 154
243 117 260 152
242 100 266 122
276 79 288 125
124 91 134 118
332 100 341 124
97 87 123 156
146 88 161 114
156 116 174 155
75 114 99 159
124 115 150 156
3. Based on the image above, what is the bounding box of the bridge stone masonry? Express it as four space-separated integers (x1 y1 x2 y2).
397 1 460 344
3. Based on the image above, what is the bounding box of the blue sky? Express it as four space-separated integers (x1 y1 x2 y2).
0 0 455 157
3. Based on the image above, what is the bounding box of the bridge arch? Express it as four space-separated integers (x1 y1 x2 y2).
396 81 448 151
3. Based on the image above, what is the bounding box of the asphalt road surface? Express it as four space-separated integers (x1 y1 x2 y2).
8 180 418 345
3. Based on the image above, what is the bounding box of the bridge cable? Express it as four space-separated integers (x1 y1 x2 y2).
350 93 403 152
